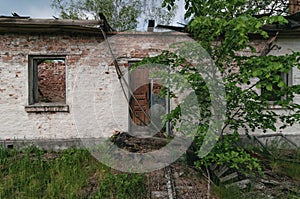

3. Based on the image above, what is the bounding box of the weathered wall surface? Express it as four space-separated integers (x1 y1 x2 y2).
0 31 193 140
263 36 300 136
0 33 103 140
234 36 300 146
1 30 299 147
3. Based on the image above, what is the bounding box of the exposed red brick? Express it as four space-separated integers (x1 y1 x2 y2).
38 62 66 103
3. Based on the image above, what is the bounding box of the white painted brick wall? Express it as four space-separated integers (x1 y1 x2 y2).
0 32 193 140
1 31 299 141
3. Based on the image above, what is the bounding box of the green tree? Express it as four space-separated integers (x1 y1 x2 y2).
51 0 141 30
51 0 176 31
136 0 300 174
139 0 177 28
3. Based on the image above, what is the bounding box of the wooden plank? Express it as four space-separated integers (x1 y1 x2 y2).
215 165 229 178
225 179 251 189
219 172 238 183
210 163 218 170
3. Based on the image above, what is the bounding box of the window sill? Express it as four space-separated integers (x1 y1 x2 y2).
267 103 289 110
267 105 285 110
25 103 69 113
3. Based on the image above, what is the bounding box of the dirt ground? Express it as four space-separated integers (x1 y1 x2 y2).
110 132 212 198
144 162 209 199
110 132 300 199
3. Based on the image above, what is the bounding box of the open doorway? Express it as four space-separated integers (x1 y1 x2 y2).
128 64 167 135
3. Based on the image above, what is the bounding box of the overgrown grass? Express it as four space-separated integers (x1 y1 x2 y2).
213 184 300 199
0 146 145 198
212 147 300 199
266 140 300 180
213 185 276 199
270 159 300 180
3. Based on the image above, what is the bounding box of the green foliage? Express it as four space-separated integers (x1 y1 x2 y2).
136 51 264 175
94 173 144 199
212 148 300 198
264 138 300 180
225 53 300 134
195 134 262 175
51 0 177 31
51 0 141 30
163 0 290 18
212 184 269 199
136 0 300 176
0 147 145 198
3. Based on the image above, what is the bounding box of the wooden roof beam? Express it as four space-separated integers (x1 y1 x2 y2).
0 17 103 26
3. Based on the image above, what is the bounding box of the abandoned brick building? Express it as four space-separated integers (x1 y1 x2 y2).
0 14 300 148
0 16 195 148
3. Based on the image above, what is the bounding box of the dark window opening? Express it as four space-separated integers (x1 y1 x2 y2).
261 72 289 102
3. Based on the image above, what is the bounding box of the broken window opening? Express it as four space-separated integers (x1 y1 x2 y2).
261 71 291 104
27 55 67 111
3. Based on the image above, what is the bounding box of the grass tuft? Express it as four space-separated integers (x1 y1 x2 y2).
0 146 145 198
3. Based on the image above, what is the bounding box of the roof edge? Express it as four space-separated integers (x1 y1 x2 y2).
0 17 103 26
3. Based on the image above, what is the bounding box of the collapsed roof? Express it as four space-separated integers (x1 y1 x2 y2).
157 12 300 36
0 15 105 34
262 12 300 31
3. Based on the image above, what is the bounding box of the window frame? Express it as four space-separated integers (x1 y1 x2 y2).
261 70 292 109
26 55 69 112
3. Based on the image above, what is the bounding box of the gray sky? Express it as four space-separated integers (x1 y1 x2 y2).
0 0 186 28
0 0 56 18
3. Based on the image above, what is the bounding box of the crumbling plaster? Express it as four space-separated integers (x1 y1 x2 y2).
0 31 193 140
1 30 300 147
